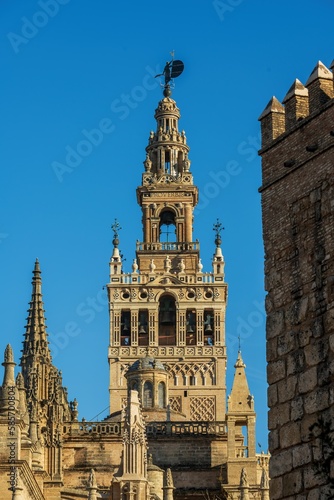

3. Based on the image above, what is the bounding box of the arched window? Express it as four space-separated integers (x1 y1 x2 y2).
143 381 153 408
159 295 176 345
158 382 166 408
159 210 176 243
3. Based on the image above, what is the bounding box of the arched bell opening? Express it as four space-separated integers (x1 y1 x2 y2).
204 309 214 345
186 309 196 345
138 310 148 346
159 209 176 243
121 310 131 346
158 294 176 345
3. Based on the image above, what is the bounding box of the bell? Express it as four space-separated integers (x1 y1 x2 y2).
160 311 173 324
187 325 194 333
205 323 213 333
160 210 174 226
139 325 146 334
122 324 129 332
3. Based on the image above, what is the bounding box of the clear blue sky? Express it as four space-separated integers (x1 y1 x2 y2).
1 0 333 451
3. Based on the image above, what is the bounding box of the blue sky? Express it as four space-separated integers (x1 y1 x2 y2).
1 0 333 450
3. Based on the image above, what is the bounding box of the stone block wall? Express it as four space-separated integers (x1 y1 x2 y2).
259 61 334 499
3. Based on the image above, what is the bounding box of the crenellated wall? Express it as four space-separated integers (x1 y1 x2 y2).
259 60 334 499
259 61 334 150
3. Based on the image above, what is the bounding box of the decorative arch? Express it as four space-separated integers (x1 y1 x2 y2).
159 209 176 243
155 203 182 219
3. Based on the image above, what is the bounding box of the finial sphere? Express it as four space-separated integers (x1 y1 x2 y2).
163 85 172 97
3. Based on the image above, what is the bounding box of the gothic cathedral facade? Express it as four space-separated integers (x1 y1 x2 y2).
0 81 269 499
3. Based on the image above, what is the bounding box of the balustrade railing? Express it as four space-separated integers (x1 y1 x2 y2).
63 420 226 438
136 241 200 252
146 421 226 437
63 421 121 436
110 272 216 284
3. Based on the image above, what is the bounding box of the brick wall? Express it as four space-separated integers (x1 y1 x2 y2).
259 64 334 499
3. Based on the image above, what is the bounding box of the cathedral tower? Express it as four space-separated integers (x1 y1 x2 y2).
0 61 269 499
107 86 228 423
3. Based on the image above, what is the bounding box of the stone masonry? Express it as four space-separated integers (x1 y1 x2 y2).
259 61 334 499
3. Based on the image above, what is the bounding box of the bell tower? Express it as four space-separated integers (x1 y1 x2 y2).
107 74 228 423
136 91 198 268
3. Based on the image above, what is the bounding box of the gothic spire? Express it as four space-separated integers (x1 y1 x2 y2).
227 350 257 459
228 350 254 413
21 259 52 377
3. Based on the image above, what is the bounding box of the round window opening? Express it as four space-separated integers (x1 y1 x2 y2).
122 292 130 299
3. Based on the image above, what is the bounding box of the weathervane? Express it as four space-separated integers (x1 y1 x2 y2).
111 219 121 247
213 219 224 247
155 51 184 97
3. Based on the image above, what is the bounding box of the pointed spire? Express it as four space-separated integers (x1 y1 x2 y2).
0 345 18 415
228 351 254 412
166 468 174 488
2 344 16 386
163 468 175 500
4 344 14 363
227 351 256 459
235 350 246 368
21 260 51 377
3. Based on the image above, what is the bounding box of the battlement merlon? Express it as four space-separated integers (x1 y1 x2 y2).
259 60 334 150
